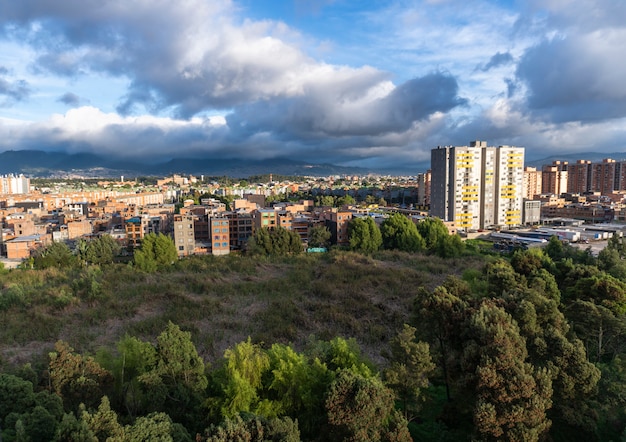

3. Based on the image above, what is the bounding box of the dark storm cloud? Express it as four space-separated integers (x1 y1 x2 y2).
516 33 626 123
478 52 513 72
227 72 466 139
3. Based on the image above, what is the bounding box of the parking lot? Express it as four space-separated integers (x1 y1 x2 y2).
571 239 608 256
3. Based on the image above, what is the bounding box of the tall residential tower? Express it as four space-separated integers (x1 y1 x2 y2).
431 141 524 230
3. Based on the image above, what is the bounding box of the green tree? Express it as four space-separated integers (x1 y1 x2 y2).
337 195 356 207
80 235 121 266
566 300 626 363
102 334 158 418
510 247 551 276
48 341 113 411
501 263 602 437
348 217 382 254
308 225 331 248
435 233 465 258
413 283 469 403
247 227 273 255
4 405 59 442
0 373 64 441
265 343 330 435
247 227 302 256
463 302 552 442
54 412 96 442
138 322 208 430
212 338 271 418
133 233 177 272
380 213 425 252
81 396 124 441
310 336 373 378
32 241 77 269
270 227 303 256
485 259 523 296
384 324 435 421
315 195 336 207
544 235 565 261
0 373 36 423
607 233 626 258
596 356 626 440
325 370 411 442
123 412 187 442
204 414 300 442
416 217 449 250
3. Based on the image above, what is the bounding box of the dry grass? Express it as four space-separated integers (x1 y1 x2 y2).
0 250 485 368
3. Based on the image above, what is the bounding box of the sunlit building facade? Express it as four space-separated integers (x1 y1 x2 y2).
431 141 525 230
0 174 30 195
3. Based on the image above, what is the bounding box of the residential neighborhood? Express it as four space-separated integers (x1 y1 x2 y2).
4 142 626 265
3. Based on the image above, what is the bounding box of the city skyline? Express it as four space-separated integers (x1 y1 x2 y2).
0 1 625 170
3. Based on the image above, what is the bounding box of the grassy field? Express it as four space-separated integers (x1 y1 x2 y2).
0 249 486 370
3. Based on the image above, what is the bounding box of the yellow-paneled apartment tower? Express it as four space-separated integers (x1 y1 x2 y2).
430 141 524 230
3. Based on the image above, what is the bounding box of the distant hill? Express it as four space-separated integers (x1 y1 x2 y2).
526 151 626 168
0 150 376 178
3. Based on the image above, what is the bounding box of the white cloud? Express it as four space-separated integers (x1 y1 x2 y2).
1 0 626 170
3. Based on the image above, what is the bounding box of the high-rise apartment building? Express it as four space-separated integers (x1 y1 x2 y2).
590 158 626 195
567 160 592 194
541 161 568 196
417 170 431 206
431 141 524 230
541 157 626 196
0 174 30 195
523 166 542 199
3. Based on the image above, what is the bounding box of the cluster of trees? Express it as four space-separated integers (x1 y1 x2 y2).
132 233 178 272
247 226 304 256
407 237 626 441
26 232 178 274
314 195 356 208
247 214 462 257
348 214 464 257
0 323 434 441
313 194 387 208
28 235 121 270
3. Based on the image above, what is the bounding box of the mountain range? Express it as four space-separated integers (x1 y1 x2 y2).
0 150 379 178
1 149 626 178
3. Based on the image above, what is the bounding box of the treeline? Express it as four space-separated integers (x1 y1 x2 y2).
245 216 469 258
406 235 626 441
0 323 427 441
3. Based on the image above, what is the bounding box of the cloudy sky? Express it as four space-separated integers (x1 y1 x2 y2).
0 0 625 171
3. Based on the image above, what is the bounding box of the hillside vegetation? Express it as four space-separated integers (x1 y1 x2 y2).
2 234 626 441
0 250 477 366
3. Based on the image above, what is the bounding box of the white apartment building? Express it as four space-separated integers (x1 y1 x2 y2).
430 141 525 230
0 174 30 195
